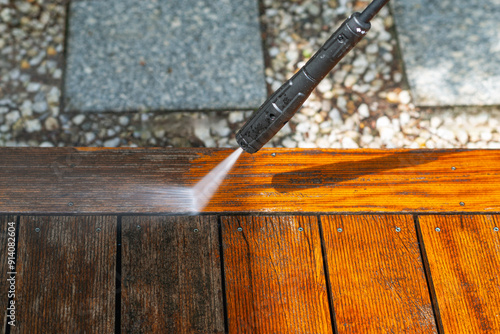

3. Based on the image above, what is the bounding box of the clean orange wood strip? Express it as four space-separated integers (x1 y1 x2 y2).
1 216 16 331
0 148 499 214
418 215 500 333
222 215 333 333
121 216 224 333
13 216 116 333
322 215 437 333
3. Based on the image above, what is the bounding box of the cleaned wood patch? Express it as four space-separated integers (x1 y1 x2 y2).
13 216 116 333
418 215 500 333
222 215 333 333
121 216 224 333
321 215 437 333
1 148 499 214
1 216 16 331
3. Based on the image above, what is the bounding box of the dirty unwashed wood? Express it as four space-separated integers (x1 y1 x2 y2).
121 216 224 333
418 215 500 333
12 216 116 333
322 215 437 333
0 148 499 214
222 215 333 333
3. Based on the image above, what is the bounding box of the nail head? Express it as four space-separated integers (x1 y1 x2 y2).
68 202 74 207
435 227 441 232
460 202 465 206
395 227 401 232
494 227 499 232
194 228 199 232
237 227 243 232
298 227 304 231
337 228 343 233
271 153 276 157
451 166 456 170
96 227 101 232
35 227 40 232
136 225 141 230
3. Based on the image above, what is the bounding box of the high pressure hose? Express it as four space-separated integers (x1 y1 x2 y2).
236 0 391 153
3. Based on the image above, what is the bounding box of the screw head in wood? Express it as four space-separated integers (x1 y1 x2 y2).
298 227 304 231
451 166 456 170
237 227 243 232
35 227 40 232
494 227 499 232
67 202 74 207
460 202 465 206
395 227 401 232
435 227 441 232
96 227 101 233
194 228 199 232
271 153 276 157
337 228 343 233
136 225 141 230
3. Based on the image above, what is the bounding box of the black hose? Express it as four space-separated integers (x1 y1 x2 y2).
359 0 391 22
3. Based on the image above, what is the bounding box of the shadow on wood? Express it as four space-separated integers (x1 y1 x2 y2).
271 150 454 193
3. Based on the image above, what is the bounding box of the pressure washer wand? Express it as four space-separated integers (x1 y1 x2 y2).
236 0 390 153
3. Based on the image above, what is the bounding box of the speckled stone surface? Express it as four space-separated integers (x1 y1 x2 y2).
64 0 267 112
392 0 500 106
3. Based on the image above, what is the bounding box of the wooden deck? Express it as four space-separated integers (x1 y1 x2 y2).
1 148 500 333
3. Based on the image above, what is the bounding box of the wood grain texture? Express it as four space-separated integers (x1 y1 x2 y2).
121 216 224 333
0 148 500 214
222 215 333 333
13 216 116 333
418 215 500 333
1 216 16 332
321 215 437 333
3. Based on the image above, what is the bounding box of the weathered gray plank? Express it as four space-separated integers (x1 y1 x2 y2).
121 216 224 333
12 216 116 333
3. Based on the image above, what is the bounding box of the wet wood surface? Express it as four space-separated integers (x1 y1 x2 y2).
12 216 116 333
321 215 437 333
1 148 499 214
418 215 500 333
221 215 333 333
121 216 224 333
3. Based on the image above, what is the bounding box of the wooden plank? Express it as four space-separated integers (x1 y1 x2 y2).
12 216 116 333
1 216 16 331
321 215 437 333
418 215 500 333
222 215 333 333
121 216 224 333
0 148 499 214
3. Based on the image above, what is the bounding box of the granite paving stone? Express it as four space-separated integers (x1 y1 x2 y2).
392 0 500 106
64 0 267 112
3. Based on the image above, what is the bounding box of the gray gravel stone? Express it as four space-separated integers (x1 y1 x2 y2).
118 116 129 127
24 119 42 133
64 0 267 112
33 101 48 114
5 111 20 125
26 82 41 92
104 137 121 147
72 114 85 126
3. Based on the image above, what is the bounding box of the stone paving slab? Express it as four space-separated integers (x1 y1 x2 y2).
392 0 500 106
64 0 267 112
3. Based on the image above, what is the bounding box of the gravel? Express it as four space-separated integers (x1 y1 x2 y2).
0 0 499 150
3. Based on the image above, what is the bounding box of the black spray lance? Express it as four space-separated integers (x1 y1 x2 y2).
237 0 390 153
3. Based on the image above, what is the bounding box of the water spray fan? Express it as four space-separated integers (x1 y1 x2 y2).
237 0 391 153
